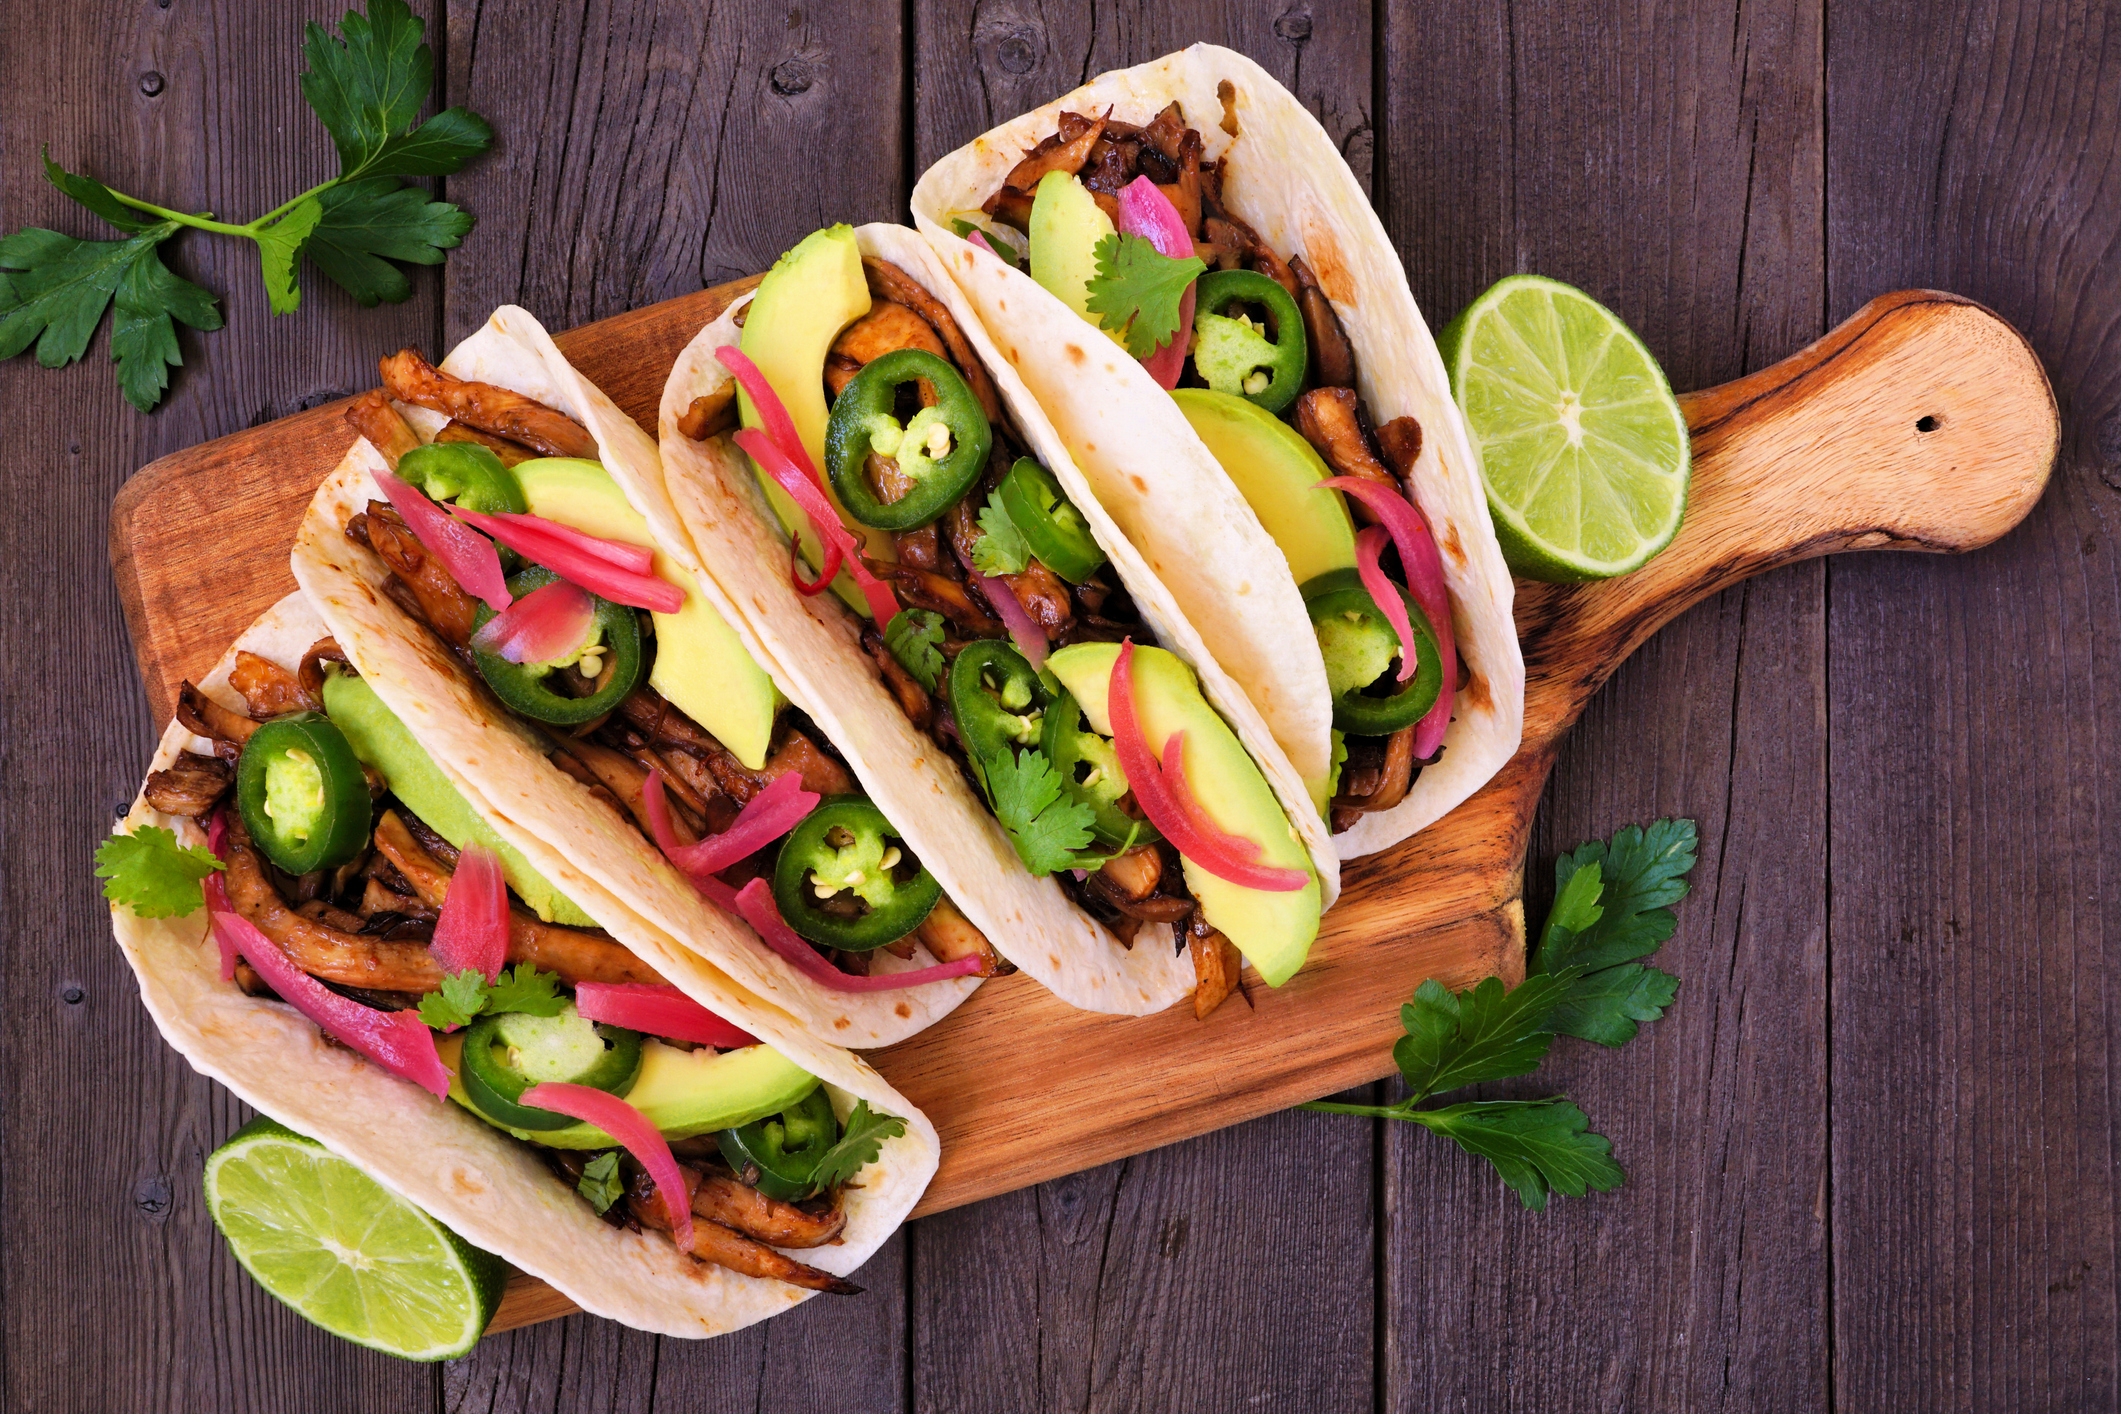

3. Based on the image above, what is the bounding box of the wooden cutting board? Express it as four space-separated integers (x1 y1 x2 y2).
109 285 2056 1332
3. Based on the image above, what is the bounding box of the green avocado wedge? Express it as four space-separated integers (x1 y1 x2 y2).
321 672 596 928
1171 388 1358 589
1029 170 1118 336
1045 641 1321 986
513 457 781 769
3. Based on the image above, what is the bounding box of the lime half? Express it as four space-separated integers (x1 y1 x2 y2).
1438 275 1690 581
203 1117 507 1360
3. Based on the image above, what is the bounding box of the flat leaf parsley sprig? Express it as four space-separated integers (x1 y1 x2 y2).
0 0 490 410
1303 819 1698 1210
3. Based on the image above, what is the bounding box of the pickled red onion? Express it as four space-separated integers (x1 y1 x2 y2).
967 229 1000 258
1352 525 1418 685
429 842 509 984
204 810 235 980
1158 730 1258 862
574 982 759 1050
970 570 1047 669
374 469 510 612
470 579 596 665
732 878 984 992
1316 476 1457 757
642 769 817 878
733 428 902 625
1116 176 1198 390
518 1082 693 1246
1106 641 1310 892
453 506 682 613
210 910 450 1098
715 345 814 485
470 511 654 574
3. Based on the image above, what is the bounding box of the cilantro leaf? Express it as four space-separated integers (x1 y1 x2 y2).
485 962 566 1017
577 1151 624 1214
1535 819 1698 976
987 748 1097 875
304 175 472 306
110 241 225 411
1548 963 1680 1048
1410 1100 1625 1211
94 826 224 919
299 0 492 182
973 493 1031 576
1083 232 1206 359
416 968 490 1031
41 150 157 233
0 222 210 376
254 199 324 316
808 1101 907 1195
1393 973 1571 1096
883 608 946 693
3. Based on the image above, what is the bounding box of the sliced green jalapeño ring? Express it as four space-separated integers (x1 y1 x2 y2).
235 713 373 875
997 458 1106 583
714 1087 839 1201
1301 567 1444 737
396 442 530 516
771 796 941 952
823 348 992 530
1191 269 1309 414
470 565 644 725
1039 687 1159 849
946 638 1048 788
458 1005 643 1132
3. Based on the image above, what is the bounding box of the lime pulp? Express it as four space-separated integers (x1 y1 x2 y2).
1437 274 1690 581
202 1117 507 1360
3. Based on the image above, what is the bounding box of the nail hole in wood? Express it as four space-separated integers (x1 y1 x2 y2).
1916 414 1942 433
139 72 165 98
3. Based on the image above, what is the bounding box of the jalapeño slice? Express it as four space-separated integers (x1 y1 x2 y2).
946 639 1048 786
823 348 992 530
771 796 940 952
714 1086 840 1202
470 565 644 725
1039 688 1160 849
458 1004 643 1132
996 458 1106 583
1301 567 1444 737
395 442 530 516
235 713 372 875
1190 269 1309 414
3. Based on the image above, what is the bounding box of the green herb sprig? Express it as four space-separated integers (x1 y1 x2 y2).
1082 232 1205 358
95 825 225 918
1303 819 1697 1210
0 0 490 410
415 962 566 1032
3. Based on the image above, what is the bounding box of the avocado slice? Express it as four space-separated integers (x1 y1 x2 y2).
513 457 781 770
1029 171 1120 340
321 672 598 928
437 1035 821 1149
1172 389 1359 587
737 225 893 611
1045 641 1321 986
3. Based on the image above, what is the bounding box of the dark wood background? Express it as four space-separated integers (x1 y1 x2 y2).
4 1 2115 1409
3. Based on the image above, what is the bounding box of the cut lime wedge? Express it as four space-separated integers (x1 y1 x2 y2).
203 1117 507 1360
1438 275 1690 581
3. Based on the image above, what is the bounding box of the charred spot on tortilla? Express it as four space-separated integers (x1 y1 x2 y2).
895 1002 911 1018
1217 79 1240 136
1444 524 1466 565
1130 474 1147 493
1302 222 1356 303
1066 344 1086 365
1464 672 1491 712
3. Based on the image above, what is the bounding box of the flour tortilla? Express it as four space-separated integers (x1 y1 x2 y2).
290 308 979 1047
652 223 1339 1012
911 44 1525 860
112 593 937 1340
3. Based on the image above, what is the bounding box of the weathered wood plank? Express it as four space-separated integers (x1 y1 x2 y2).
0 2 440 1409
1824 2 2121 1407
1377 3 1831 1411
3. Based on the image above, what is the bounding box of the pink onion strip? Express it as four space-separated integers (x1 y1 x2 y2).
970 570 1048 669
1158 730 1258 863
453 507 683 613
210 910 450 1098
204 810 235 980
733 879 984 992
1316 476 1457 757
470 579 596 665
734 428 902 625
1106 641 1310 892
518 1082 693 1246
967 229 999 258
574 983 760 1050
1116 176 1198 390
643 769 818 878
1351 526 1418 685
374 469 511 612
473 511 654 574
429 842 509 985
714 346 815 487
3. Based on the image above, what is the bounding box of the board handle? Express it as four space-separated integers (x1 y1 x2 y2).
1515 289 2058 746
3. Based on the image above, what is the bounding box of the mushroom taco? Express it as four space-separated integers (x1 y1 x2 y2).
655 222 1338 1019
291 307 1002 1048
107 591 937 1340
911 46 1524 859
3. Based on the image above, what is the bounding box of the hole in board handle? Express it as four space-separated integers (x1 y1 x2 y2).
1916 414 1942 433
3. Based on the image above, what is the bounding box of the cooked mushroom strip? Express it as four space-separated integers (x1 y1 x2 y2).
912 893 1008 977
1095 844 1163 901
542 732 694 842
1160 128 1205 237
224 825 450 991
361 875 436 922
1339 727 1416 818
986 111 1109 220
614 689 774 804
993 558 1075 638
1375 416 1423 483
1202 208 1297 296
861 258 1003 425
435 420 538 467
297 638 352 703
691 1173 847 1249
378 348 600 460
344 389 423 469
353 501 482 645
832 301 948 366
369 812 670 986
1293 388 1396 496
764 728 858 797
1290 255 1358 390
1189 919 1244 1021
860 624 933 730
676 382 739 442
892 522 943 572
876 559 1005 636
143 752 233 818
230 651 320 717
177 681 260 745
627 1174 860 1294
1086 878 1195 924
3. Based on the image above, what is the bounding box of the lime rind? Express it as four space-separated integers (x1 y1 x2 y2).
1441 274 1689 582
204 1117 507 1361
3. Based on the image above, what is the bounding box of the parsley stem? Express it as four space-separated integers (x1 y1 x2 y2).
101 189 252 237
245 179 341 231
1296 1099 1422 1120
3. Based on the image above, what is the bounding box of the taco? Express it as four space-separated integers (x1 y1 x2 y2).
656 222 1337 1019
292 307 1000 1048
911 45 1525 860
105 591 936 1340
